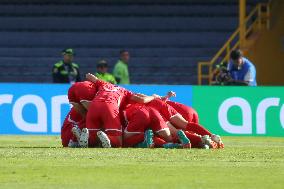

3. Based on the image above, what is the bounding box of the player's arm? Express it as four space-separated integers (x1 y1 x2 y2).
160 91 176 101
86 73 108 87
86 73 99 83
136 91 176 102
81 101 91 110
134 93 149 97
130 94 156 104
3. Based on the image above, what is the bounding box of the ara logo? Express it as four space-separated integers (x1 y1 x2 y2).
0 94 69 133
218 97 284 134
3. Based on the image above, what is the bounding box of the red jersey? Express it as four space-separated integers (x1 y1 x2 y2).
92 81 133 108
124 103 144 120
68 81 99 104
166 100 199 123
146 99 178 121
124 103 169 134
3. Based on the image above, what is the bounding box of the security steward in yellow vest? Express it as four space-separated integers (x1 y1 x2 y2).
52 48 81 84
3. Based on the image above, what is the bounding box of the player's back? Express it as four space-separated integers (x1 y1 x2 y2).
124 103 145 118
93 82 132 107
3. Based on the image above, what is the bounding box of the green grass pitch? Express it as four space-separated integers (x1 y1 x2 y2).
0 136 283 189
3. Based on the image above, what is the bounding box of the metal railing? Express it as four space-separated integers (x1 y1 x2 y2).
198 1 272 85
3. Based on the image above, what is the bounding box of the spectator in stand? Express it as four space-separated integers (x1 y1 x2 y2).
227 49 257 86
113 50 130 84
95 59 117 84
52 48 81 84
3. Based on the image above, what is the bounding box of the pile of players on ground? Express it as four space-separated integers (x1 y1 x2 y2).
61 73 224 149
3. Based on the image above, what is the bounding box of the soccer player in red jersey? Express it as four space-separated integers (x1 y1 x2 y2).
160 91 224 149
123 103 191 148
67 80 100 117
80 73 157 148
61 107 83 147
123 103 190 147
166 100 199 124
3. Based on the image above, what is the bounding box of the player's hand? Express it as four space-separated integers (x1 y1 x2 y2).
86 73 97 82
167 91 176 98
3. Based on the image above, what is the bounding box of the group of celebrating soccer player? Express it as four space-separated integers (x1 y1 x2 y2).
61 73 224 149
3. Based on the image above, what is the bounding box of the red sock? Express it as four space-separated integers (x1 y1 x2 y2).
88 130 99 147
184 131 202 148
123 134 144 147
186 123 212 136
108 135 123 148
153 136 167 147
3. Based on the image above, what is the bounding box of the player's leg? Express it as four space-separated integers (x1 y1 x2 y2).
165 122 191 148
81 101 101 147
61 110 81 147
71 118 87 147
170 114 212 136
186 123 224 148
166 101 199 123
183 131 203 148
169 118 220 148
187 122 212 136
153 136 167 147
102 104 123 148
148 107 173 142
123 108 151 147
147 99 193 138
135 130 155 148
166 103 223 148
123 134 145 147
61 121 74 147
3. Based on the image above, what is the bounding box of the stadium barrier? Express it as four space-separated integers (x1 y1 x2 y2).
0 83 283 136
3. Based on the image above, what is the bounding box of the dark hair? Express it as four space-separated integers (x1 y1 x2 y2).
120 49 128 55
97 59 108 68
230 50 243 60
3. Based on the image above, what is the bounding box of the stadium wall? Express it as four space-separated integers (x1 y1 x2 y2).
0 83 283 136
246 0 284 85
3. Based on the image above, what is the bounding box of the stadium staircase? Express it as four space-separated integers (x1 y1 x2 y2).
0 0 265 84
198 0 271 85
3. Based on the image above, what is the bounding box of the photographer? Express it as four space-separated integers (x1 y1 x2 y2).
227 50 257 86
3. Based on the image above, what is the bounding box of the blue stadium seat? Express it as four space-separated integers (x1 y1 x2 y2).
0 4 240 16
0 47 217 57
0 32 231 47
0 17 237 31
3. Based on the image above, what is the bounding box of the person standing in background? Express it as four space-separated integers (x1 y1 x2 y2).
52 48 81 84
95 59 117 84
113 50 130 84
